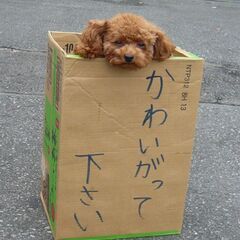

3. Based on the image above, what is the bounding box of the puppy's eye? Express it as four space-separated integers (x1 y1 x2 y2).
137 42 145 49
114 40 124 47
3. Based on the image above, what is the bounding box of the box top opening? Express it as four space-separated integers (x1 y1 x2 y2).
49 31 202 61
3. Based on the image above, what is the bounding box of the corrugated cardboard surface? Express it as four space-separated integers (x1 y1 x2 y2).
41 32 204 240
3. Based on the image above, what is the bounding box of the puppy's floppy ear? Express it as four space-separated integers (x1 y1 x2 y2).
75 19 108 58
87 19 108 39
153 30 175 61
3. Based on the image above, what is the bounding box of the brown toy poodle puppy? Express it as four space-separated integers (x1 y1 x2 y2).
74 13 175 68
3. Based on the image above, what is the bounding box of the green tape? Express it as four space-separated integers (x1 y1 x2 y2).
186 51 202 60
66 54 83 59
171 52 202 60
63 230 180 240
43 48 60 233
66 52 201 60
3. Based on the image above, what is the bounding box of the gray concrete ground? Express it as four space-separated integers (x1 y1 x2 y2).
0 0 240 239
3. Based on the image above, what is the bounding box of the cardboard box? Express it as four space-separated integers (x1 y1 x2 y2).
41 31 204 240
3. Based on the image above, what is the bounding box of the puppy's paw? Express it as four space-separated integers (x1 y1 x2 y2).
74 44 96 59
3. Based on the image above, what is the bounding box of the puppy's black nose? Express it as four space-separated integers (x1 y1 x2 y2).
124 55 134 63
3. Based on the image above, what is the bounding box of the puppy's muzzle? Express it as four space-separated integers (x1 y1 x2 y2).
124 55 134 63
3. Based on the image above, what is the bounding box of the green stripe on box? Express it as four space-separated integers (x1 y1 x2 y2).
66 54 83 59
186 51 202 60
171 51 202 60
43 48 60 233
66 53 201 61
63 230 180 240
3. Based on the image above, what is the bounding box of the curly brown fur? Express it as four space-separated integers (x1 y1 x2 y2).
74 13 175 68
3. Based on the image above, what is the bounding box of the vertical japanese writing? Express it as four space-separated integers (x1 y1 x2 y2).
74 152 105 231
46 44 52 91
133 68 175 219
55 55 62 111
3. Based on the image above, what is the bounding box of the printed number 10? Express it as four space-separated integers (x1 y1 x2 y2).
65 43 74 53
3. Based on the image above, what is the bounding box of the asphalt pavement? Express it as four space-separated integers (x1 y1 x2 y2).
0 0 240 239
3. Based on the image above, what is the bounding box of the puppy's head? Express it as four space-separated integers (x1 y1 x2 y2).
85 13 175 68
